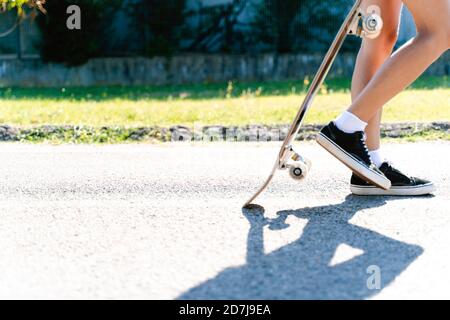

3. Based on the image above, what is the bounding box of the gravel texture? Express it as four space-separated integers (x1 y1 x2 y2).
0 142 449 299
0 122 449 143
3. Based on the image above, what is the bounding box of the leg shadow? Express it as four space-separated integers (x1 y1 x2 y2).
178 195 424 300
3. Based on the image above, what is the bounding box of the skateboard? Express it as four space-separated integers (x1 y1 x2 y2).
244 0 383 208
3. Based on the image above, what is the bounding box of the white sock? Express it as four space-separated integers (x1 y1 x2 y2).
334 111 368 134
369 149 386 168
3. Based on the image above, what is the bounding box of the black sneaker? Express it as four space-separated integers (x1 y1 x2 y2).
351 162 435 196
316 122 391 190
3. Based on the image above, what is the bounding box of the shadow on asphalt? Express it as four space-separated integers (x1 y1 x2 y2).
178 195 426 299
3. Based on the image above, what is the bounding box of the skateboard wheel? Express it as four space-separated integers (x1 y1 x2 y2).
288 161 309 180
363 14 383 39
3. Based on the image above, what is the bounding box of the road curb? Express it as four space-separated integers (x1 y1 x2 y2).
0 122 449 143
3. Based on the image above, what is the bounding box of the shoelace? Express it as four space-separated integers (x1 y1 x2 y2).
356 132 372 164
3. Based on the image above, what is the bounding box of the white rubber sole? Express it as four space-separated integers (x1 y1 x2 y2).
316 133 391 190
351 183 436 196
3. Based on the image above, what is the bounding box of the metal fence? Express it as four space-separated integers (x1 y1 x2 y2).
0 1 417 60
0 11 41 59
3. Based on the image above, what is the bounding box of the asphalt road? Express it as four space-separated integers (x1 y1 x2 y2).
0 142 449 299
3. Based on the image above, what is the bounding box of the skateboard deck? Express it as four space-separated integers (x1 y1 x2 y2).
244 0 383 208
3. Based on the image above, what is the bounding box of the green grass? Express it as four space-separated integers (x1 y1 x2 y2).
0 76 448 128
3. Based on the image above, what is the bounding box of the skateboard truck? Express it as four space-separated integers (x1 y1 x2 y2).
348 7 384 39
278 145 312 181
243 0 383 208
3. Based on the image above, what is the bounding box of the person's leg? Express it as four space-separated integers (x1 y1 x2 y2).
350 2 436 196
349 0 450 122
317 0 450 190
352 0 403 152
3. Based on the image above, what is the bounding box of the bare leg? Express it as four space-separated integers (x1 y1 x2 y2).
352 0 403 151
349 0 450 122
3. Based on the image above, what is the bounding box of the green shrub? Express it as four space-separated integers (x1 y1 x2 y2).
36 0 118 66
252 0 359 53
129 0 186 57
1 0 45 14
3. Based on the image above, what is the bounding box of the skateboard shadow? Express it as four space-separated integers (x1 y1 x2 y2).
178 195 425 300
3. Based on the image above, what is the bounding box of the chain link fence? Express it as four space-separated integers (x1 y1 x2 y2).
0 0 418 61
0 10 41 58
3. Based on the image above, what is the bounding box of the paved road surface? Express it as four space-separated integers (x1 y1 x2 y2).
0 142 449 299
